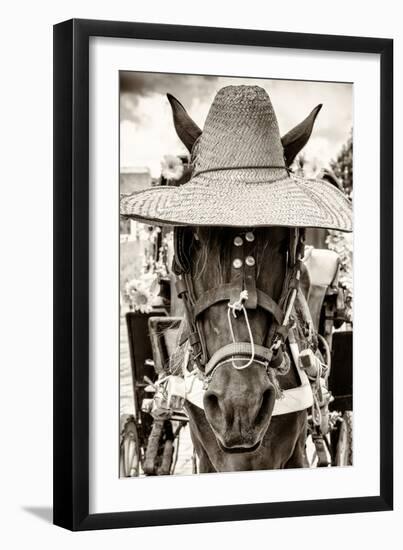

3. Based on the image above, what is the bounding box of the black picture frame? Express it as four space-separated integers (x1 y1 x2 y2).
53 18 393 531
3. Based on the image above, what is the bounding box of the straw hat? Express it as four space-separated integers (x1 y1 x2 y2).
120 86 352 231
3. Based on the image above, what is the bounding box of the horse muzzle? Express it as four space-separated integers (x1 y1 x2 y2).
203 359 277 453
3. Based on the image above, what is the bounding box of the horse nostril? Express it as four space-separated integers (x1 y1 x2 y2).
204 391 221 417
254 387 274 427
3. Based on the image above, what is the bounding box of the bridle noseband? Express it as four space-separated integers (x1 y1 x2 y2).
173 227 305 388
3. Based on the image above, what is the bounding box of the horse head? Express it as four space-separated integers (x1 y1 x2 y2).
168 91 322 454
185 226 292 451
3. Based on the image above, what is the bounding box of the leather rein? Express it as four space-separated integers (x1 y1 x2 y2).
173 226 306 387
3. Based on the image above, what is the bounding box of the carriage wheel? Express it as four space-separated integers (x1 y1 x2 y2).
157 439 174 475
120 416 141 477
192 450 199 474
170 434 180 475
143 420 164 475
334 411 353 466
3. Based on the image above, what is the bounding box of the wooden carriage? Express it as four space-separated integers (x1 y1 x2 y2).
120 310 192 477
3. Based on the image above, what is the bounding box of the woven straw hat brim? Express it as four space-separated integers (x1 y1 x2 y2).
120 169 352 231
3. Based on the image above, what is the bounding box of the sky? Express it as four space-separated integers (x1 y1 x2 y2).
120 72 352 178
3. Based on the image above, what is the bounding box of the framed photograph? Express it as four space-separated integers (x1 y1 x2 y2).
53 19 393 530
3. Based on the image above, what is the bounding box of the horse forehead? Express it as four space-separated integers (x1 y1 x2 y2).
191 226 287 291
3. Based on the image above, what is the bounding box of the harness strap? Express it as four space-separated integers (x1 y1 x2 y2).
289 228 299 267
175 275 204 369
256 290 284 324
230 236 244 304
205 343 274 376
244 238 258 309
175 277 188 297
192 285 284 325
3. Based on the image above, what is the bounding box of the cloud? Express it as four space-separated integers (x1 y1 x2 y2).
120 94 189 175
120 72 219 123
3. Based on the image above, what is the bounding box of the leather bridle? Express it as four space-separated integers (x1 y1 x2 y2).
173 226 305 386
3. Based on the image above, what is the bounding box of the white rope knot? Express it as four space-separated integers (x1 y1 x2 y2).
227 290 255 370
228 289 249 318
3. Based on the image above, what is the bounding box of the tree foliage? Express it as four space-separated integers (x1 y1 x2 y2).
330 133 353 198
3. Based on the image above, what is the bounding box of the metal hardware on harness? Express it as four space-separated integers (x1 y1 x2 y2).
310 384 332 466
300 339 333 435
267 263 301 355
303 337 333 466
299 348 327 380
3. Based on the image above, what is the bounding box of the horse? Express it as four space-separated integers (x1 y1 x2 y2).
165 91 325 473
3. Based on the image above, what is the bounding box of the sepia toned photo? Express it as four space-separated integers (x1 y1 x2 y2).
119 72 353 477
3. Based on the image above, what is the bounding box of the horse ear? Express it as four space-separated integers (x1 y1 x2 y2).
281 104 322 167
167 93 202 153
